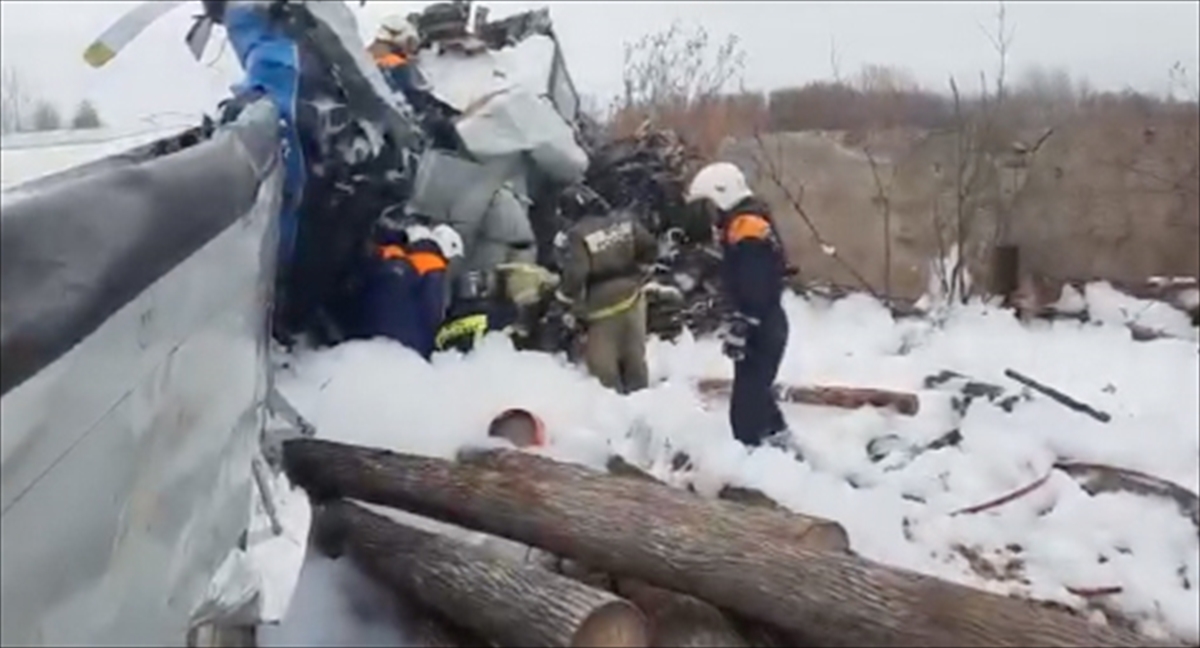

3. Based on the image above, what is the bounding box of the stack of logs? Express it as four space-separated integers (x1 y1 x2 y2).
281 437 1178 648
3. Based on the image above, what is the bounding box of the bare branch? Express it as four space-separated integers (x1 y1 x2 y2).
746 119 881 299
828 37 843 84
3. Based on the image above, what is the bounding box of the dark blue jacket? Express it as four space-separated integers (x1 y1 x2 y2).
357 239 449 359
718 198 787 323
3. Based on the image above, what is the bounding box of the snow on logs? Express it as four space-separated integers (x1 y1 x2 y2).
283 438 1168 648
312 499 649 647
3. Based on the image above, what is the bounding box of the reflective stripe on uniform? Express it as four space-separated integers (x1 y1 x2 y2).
379 246 447 275
435 313 488 350
379 244 406 261
407 251 447 275
724 213 772 245
585 290 641 322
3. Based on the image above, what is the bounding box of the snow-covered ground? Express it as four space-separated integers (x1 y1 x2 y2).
1 125 188 191
7 139 1197 645
269 288 1200 644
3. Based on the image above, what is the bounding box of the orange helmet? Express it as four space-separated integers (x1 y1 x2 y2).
487 408 547 448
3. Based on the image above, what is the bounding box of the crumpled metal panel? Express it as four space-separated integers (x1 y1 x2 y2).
405 149 538 272
416 34 557 113
455 87 588 185
297 0 420 149
0 100 284 646
405 149 511 230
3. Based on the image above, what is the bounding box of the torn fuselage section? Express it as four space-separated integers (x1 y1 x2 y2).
0 98 297 647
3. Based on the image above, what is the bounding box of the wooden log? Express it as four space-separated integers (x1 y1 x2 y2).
611 577 752 648
540 552 769 648
603 453 850 552
313 499 649 648
696 377 920 416
283 439 1165 648
308 513 485 647
597 455 808 647
394 601 487 648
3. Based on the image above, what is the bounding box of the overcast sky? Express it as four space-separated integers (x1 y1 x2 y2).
1 0 1197 129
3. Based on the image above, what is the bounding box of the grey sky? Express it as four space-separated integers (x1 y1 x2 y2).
1 1 1197 128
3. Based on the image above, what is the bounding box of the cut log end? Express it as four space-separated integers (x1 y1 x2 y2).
570 600 650 648
800 521 852 553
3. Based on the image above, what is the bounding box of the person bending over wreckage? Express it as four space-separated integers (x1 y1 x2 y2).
356 219 464 359
686 162 794 449
435 264 562 354
206 0 436 347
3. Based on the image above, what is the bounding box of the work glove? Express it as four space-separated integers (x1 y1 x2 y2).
719 312 759 362
497 263 560 307
544 295 578 332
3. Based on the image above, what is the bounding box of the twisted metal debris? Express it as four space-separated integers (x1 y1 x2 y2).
576 120 729 340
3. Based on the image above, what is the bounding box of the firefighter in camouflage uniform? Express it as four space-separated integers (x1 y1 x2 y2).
554 209 659 394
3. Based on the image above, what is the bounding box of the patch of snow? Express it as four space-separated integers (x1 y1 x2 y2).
1053 283 1088 313
258 554 413 647
1 126 188 191
1180 288 1200 312
274 291 1200 644
1084 281 1199 342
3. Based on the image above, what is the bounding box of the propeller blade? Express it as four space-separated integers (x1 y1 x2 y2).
83 0 188 68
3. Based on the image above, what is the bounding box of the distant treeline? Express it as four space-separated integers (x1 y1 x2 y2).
610 64 1199 146
2 66 105 134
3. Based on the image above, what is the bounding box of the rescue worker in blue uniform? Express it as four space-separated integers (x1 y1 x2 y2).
358 220 464 359
685 162 792 448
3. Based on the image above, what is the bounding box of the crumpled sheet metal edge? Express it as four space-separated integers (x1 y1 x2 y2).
0 99 280 398
0 99 295 645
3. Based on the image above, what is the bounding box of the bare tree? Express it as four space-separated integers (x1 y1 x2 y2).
30 100 62 132
614 22 749 156
746 122 882 299
71 99 103 130
1 65 31 134
846 61 912 302
1013 65 1077 126
934 0 1042 305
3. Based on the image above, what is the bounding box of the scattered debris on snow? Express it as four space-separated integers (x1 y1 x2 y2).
266 289 1200 644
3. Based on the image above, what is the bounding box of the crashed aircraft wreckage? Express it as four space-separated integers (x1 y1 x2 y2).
82 0 720 351
4 1 1196 646
0 1 723 644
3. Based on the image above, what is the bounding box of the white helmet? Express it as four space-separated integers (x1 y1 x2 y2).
404 224 434 244
377 14 420 51
685 162 753 212
430 224 465 260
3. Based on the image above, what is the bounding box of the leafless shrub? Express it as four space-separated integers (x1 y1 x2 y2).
746 119 882 298
612 22 760 157
929 1 1063 305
